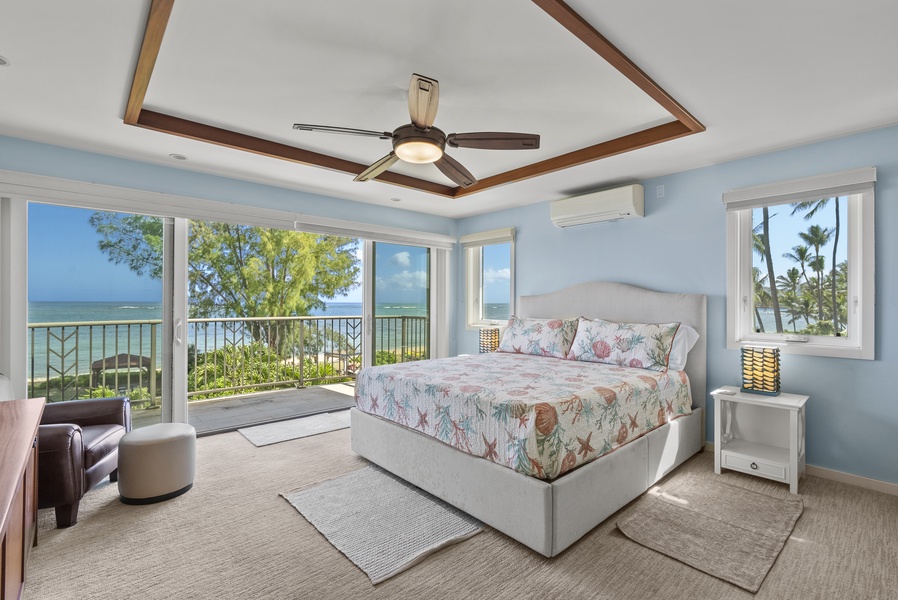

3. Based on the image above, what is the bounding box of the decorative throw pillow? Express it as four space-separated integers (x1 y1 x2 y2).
566 317 681 371
496 316 578 359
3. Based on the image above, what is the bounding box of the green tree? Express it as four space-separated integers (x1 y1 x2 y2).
776 267 803 332
752 267 772 333
792 197 841 333
89 212 164 279
753 208 783 332
798 224 832 322
90 214 360 326
782 244 812 287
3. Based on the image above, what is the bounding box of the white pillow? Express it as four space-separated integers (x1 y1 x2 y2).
668 325 699 371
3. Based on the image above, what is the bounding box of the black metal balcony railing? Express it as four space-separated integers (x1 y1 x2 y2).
27 315 428 404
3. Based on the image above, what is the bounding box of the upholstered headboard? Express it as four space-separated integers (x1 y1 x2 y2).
517 282 708 414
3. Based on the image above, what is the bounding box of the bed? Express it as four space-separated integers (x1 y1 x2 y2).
351 281 707 557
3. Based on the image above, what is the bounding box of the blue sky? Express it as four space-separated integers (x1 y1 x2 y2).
373 242 428 304
28 204 162 302
482 242 511 304
29 201 839 306
27 204 442 306
754 199 847 278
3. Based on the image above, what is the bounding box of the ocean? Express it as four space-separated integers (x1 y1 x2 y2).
27 300 512 323
26 301 444 380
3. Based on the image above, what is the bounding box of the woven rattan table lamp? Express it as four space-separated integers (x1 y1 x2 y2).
740 346 781 396
479 328 500 353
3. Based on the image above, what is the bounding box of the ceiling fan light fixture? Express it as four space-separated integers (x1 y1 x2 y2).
394 140 443 164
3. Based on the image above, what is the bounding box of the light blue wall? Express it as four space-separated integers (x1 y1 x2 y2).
0 135 456 235
3 126 897 486
457 124 898 486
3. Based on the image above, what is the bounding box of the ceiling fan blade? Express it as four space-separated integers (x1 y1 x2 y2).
447 132 540 150
293 124 392 139
353 152 400 182
408 73 440 129
434 153 477 188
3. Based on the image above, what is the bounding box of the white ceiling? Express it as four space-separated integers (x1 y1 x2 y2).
1 0 897 219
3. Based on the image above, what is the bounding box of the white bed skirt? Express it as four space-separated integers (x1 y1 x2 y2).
351 406 702 557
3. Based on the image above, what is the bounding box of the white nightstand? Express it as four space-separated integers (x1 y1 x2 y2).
712 385 808 494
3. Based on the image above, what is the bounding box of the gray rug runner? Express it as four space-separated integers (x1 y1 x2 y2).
282 465 483 584
618 475 803 593
239 410 350 446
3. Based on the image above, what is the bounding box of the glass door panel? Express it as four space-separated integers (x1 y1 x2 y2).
370 242 430 364
27 203 170 428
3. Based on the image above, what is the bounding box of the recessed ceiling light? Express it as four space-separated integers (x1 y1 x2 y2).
390 197 402 202
169 153 188 160
0 56 10 67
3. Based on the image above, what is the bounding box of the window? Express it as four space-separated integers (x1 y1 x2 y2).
461 228 515 328
724 168 875 359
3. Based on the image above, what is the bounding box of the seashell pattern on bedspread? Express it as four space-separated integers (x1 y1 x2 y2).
354 353 692 480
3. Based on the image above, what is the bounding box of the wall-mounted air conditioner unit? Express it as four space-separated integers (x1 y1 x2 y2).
550 184 644 228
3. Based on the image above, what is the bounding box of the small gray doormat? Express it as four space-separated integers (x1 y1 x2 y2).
282 466 483 584
238 410 350 446
617 475 803 593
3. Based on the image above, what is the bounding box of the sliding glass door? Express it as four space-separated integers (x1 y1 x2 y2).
368 242 430 365
26 204 185 427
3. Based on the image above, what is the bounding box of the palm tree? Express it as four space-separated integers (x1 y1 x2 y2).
792 197 841 333
798 224 832 322
782 244 812 287
776 268 803 332
756 207 783 332
752 267 772 333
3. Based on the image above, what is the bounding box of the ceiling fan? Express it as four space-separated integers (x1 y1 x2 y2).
293 73 540 188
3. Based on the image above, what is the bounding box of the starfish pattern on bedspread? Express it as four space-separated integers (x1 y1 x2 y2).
355 353 691 479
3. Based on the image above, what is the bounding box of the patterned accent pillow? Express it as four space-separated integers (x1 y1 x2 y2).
496 317 579 359
566 317 681 371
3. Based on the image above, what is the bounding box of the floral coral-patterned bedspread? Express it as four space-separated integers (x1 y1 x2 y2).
354 353 692 480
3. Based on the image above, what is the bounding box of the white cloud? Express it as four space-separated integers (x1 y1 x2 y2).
484 267 510 283
391 251 411 267
376 269 427 291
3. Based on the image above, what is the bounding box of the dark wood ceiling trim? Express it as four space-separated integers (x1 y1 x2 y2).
454 121 692 197
124 0 704 197
532 0 705 134
124 0 174 125
135 110 456 196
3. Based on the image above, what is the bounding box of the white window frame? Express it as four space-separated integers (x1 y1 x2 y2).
461 227 515 328
724 167 875 360
0 168 455 400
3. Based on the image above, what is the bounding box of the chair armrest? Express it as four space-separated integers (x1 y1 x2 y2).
42 397 132 430
38 423 84 455
37 423 84 508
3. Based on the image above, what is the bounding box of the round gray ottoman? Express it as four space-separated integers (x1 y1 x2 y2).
118 423 196 505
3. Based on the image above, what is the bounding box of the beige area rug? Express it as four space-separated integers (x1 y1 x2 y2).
618 475 804 593
26 432 898 600
238 409 351 446
282 465 483 584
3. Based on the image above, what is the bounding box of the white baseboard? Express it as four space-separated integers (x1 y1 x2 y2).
804 465 898 497
703 442 898 497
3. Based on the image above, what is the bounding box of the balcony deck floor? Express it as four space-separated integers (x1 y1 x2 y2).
131 383 356 435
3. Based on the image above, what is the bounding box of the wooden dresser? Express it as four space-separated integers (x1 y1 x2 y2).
0 397 44 600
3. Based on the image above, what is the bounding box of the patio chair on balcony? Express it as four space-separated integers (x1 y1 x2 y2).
38 396 132 527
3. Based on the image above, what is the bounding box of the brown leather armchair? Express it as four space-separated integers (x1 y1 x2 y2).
38 397 132 527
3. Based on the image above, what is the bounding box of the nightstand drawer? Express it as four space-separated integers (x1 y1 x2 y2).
722 452 788 482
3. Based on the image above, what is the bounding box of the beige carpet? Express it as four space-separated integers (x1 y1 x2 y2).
618 475 804 592
27 430 898 600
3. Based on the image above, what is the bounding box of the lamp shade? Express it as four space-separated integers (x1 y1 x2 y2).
479 328 500 353
740 346 780 396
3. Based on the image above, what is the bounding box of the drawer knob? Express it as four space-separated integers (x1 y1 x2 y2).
750 462 759 470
